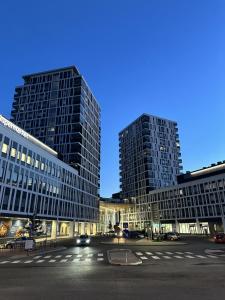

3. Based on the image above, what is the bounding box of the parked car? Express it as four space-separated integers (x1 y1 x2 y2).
163 232 180 241
76 234 91 246
129 231 145 239
214 233 225 243
5 237 36 249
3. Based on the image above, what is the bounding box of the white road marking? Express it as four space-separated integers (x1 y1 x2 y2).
136 252 143 256
145 252 153 255
55 255 62 258
205 249 225 254
163 256 171 259
98 253 103 257
185 252 193 254
72 258 80 262
155 252 163 255
0 261 9 264
165 252 173 255
140 256 148 260
174 256 183 259
11 260 20 264
207 255 218 259
66 255 72 258
87 254 93 257
77 254 82 258
152 256 160 260
185 255 195 258
97 258 104 261
85 258 91 262
33 256 42 259
24 260 33 264
49 260 56 263
44 255 51 258
175 252 183 255
196 255 207 259
60 259 68 263
36 260 45 263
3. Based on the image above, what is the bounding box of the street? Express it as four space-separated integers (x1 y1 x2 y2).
0 236 225 300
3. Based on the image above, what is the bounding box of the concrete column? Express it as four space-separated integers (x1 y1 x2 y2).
92 223 97 235
222 217 225 233
51 220 57 239
80 222 85 234
174 220 180 233
68 221 74 238
74 222 79 236
196 219 201 234
86 223 91 235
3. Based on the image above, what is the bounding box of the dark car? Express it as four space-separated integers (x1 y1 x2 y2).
76 234 91 246
163 232 180 241
5 237 35 249
214 233 225 243
129 231 145 239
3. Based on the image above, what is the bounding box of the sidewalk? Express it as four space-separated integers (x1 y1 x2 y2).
0 246 66 259
101 238 187 246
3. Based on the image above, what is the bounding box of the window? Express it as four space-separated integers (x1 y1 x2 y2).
10 148 16 157
27 156 31 165
21 153 26 162
1 143 8 154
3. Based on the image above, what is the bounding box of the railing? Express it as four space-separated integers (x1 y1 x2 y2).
0 239 58 257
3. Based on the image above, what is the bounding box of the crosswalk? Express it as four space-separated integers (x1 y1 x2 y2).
135 251 219 261
0 252 106 265
0 250 223 266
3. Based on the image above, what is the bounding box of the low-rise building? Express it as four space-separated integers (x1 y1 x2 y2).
0 115 97 239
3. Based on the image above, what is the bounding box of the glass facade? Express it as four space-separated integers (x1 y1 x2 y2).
119 114 182 199
0 119 98 222
10 66 101 218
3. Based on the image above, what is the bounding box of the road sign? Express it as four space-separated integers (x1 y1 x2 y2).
25 239 34 250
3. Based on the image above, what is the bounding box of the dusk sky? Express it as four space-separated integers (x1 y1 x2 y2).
1 0 225 197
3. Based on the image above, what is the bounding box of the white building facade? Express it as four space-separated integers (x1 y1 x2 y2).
0 115 97 239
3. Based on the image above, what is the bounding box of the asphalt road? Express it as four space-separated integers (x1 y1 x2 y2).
0 236 225 300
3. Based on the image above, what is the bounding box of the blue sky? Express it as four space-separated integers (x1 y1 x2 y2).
1 0 225 197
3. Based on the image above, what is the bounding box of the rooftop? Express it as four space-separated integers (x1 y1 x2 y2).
22 65 80 80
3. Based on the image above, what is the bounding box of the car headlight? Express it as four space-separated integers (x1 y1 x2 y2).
86 239 90 243
76 239 81 244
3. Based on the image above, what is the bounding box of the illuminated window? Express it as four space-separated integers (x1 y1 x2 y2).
17 151 21 159
10 148 16 157
21 153 26 162
41 163 44 170
35 160 39 168
27 156 31 165
1 143 8 154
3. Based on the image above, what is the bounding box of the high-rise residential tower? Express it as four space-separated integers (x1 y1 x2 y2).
11 66 100 221
119 113 182 199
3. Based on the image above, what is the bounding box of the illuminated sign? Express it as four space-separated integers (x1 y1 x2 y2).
0 115 29 138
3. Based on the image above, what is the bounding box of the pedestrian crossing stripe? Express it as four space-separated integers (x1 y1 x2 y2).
152 256 160 260
136 252 143 256
140 256 148 260
24 260 33 263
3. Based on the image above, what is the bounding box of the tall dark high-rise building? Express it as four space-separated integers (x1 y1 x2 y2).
11 66 101 219
119 113 182 199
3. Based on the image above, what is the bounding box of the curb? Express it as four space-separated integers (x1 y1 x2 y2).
101 242 187 246
107 249 142 266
